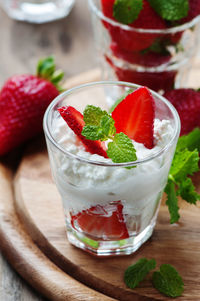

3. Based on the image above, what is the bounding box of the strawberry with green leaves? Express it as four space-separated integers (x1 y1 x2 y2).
102 0 167 52
101 0 198 92
0 56 64 156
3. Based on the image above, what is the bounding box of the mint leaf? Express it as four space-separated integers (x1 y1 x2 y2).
177 128 200 152
107 132 137 164
100 115 116 138
109 89 133 113
148 0 189 21
83 105 108 127
152 264 184 297
113 0 143 25
165 138 200 223
165 180 180 224
124 258 156 289
169 149 199 183
82 115 116 141
177 178 200 205
82 125 105 141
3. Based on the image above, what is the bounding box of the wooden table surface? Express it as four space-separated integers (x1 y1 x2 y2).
0 1 96 299
0 1 200 300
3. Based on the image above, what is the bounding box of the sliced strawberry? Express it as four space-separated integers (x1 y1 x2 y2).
71 201 129 241
58 106 108 158
112 87 155 149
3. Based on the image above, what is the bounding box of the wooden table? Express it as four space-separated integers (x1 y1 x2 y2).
0 2 200 300
0 1 96 299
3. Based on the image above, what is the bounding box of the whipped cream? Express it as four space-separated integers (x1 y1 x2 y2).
51 116 174 233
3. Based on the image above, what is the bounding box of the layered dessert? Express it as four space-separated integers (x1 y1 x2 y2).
47 85 179 254
89 0 200 92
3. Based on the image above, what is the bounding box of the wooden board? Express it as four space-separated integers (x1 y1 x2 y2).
0 161 116 301
1 68 200 300
13 140 200 301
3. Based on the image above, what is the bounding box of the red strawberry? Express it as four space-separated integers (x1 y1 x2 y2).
58 106 108 158
71 201 129 240
181 0 200 23
110 42 171 67
0 57 62 156
105 55 176 92
164 89 200 135
101 0 166 51
112 86 155 149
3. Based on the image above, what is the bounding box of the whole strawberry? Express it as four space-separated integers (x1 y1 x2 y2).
164 89 200 135
0 56 64 155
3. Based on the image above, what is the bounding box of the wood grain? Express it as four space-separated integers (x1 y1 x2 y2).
13 138 200 301
0 162 116 301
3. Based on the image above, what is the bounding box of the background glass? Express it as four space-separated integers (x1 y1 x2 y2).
88 0 200 93
43 81 180 256
1 0 75 23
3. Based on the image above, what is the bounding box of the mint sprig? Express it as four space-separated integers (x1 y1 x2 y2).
165 128 200 223
148 0 189 21
124 259 184 298
113 0 143 25
82 105 137 165
124 258 156 289
152 264 184 298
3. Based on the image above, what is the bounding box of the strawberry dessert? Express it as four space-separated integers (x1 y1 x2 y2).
89 0 200 92
44 82 180 255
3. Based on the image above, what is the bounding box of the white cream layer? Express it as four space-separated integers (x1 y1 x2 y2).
51 117 174 233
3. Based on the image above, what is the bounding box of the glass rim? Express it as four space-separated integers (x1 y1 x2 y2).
88 0 200 34
43 81 180 168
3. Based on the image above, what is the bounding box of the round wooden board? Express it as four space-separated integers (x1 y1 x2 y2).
14 137 200 301
0 159 116 301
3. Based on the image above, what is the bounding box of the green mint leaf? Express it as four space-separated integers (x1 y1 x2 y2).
177 128 200 152
177 178 200 205
148 0 189 21
152 264 184 297
169 149 199 183
83 105 108 127
82 114 116 141
141 37 171 55
113 0 143 25
82 125 106 141
109 89 133 113
124 258 156 289
165 180 180 224
100 115 116 138
107 132 137 164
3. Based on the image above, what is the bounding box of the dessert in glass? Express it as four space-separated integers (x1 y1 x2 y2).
88 0 200 92
43 81 180 256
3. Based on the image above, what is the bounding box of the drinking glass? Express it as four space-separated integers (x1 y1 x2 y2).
1 0 75 23
88 0 200 93
43 81 180 256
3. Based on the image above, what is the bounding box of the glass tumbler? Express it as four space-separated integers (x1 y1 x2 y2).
43 81 180 256
88 0 200 93
1 0 75 23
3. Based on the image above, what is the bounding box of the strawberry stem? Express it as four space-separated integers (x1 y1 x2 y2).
36 56 64 91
